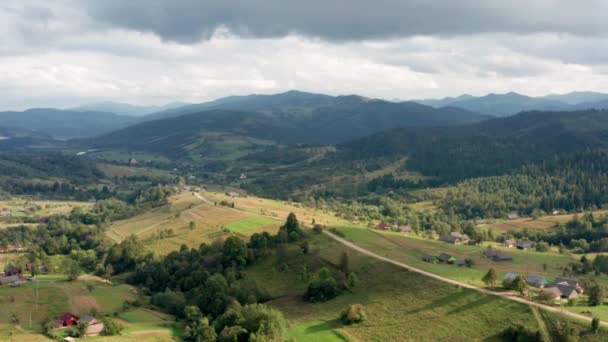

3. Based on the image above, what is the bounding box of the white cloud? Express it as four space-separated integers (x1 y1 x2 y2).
0 1 608 109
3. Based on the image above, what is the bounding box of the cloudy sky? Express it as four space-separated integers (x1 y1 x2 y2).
1 0 608 110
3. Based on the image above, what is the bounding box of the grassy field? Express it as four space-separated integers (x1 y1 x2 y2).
118 309 165 324
225 216 279 233
334 227 576 287
0 280 138 330
0 199 92 229
288 321 348 342
480 210 608 232
96 163 172 178
246 233 551 341
0 277 177 340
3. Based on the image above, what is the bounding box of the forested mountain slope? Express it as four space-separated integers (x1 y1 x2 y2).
90 99 488 154
0 108 134 138
234 109 608 199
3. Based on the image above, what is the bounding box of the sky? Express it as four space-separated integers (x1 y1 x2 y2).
2 0 608 110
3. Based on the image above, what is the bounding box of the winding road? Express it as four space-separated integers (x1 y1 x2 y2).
322 230 607 328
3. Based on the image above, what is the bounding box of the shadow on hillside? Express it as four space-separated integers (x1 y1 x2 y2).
404 289 475 315
304 319 342 334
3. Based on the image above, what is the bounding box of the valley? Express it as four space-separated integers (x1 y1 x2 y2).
4 91 608 341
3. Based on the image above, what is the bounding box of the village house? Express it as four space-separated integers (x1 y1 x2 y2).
544 283 580 300
517 240 535 250
507 213 520 220
54 312 79 328
547 277 584 294
484 249 513 262
0 207 12 217
439 231 470 244
0 244 18 253
53 313 105 336
226 191 240 198
398 225 413 233
503 239 517 248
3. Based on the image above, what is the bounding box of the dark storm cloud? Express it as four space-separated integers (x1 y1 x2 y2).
84 0 608 43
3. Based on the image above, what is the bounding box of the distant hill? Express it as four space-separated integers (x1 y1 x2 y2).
414 91 608 117
341 109 608 180
234 109 608 198
541 91 608 105
142 90 336 121
71 101 190 117
0 108 134 139
0 126 55 149
90 94 489 155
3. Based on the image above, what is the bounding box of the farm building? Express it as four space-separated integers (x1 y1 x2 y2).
422 254 438 263
517 241 535 250
398 225 413 233
527 275 549 288
503 239 517 248
484 250 513 262
503 272 519 283
439 232 470 244
438 253 457 264
0 274 25 286
3 266 22 276
0 208 11 217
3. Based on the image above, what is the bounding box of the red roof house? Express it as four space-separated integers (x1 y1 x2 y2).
55 312 80 328
376 222 390 230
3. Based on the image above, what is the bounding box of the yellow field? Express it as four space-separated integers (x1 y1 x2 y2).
203 191 351 227
0 199 92 226
107 192 288 254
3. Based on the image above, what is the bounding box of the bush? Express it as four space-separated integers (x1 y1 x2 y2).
304 268 343 302
312 225 323 234
340 304 367 325
501 325 541 341
536 242 550 252
102 317 124 336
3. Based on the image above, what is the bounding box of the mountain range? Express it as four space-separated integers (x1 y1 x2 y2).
89 91 488 154
414 91 608 117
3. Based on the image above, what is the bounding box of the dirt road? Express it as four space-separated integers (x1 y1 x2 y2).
323 230 607 327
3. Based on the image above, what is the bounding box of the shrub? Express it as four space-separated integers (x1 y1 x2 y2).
501 325 541 341
536 242 550 252
340 304 367 325
102 317 124 336
304 268 342 302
